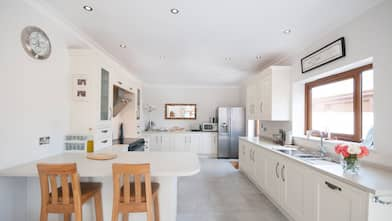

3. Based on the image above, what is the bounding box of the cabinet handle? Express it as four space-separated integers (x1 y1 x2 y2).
281 165 286 182
101 130 108 133
325 181 342 191
101 140 108 144
275 162 280 179
252 150 255 161
373 196 392 206
260 102 263 113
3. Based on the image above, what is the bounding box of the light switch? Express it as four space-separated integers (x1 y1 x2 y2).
39 136 50 145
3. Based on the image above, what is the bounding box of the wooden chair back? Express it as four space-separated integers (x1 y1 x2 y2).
112 163 153 213
37 163 81 212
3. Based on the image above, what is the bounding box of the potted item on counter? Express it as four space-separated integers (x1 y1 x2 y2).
335 144 369 175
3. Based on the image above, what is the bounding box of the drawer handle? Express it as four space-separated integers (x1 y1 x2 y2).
373 196 392 206
275 162 280 179
101 130 109 133
101 140 108 144
325 181 342 191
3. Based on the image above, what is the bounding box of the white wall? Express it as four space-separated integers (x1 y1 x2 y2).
143 85 242 130
0 0 71 169
290 1 392 167
0 0 72 219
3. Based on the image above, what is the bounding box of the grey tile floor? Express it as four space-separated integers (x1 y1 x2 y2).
177 158 289 221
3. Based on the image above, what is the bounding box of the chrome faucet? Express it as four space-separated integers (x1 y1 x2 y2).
319 131 329 156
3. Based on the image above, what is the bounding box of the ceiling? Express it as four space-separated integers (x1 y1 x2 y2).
39 0 383 86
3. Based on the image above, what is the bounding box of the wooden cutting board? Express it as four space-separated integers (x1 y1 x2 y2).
86 153 117 160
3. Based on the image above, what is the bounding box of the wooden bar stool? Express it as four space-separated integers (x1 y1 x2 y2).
112 163 160 221
36 163 103 221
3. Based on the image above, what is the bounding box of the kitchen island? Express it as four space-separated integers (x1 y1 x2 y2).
0 146 200 221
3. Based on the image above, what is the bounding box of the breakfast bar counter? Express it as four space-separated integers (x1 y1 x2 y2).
0 148 200 221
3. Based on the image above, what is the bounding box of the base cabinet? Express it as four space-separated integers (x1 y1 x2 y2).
239 139 380 221
143 132 217 155
314 175 368 221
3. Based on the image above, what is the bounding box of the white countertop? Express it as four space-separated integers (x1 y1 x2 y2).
0 145 200 178
240 137 392 195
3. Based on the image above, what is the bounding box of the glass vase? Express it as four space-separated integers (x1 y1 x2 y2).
342 156 360 175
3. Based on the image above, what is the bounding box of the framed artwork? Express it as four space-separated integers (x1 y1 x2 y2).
72 75 88 102
165 104 197 120
301 37 346 73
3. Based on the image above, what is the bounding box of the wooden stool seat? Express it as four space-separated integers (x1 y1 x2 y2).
120 182 159 203
37 163 103 221
49 182 102 205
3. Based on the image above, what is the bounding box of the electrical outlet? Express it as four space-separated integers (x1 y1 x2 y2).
39 136 50 145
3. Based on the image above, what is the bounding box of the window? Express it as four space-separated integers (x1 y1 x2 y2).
305 64 373 142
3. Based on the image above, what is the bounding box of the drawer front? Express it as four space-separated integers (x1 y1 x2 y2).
95 138 112 150
96 127 112 139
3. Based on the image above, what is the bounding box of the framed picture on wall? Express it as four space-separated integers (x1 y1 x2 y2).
301 37 346 73
72 75 88 102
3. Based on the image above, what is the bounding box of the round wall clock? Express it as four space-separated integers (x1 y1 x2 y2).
21 26 51 60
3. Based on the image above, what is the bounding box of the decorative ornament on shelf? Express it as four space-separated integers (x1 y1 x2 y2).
335 144 369 175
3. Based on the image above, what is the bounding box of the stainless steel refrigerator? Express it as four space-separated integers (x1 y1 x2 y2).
217 107 245 158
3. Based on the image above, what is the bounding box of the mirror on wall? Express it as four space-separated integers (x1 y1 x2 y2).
165 104 197 120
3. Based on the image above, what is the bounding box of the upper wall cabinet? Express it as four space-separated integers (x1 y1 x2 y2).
246 66 291 121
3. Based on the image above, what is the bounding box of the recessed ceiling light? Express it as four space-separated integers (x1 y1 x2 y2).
282 29 292 34
120 44 127 48
83 5 93 12
170 8 180 14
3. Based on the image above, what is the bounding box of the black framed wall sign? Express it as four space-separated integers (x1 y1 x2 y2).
301 37 346 73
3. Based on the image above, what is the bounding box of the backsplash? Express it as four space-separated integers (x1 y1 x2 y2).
259 121 292 139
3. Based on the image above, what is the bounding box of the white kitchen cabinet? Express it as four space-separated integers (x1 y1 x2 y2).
265 153 285 205
284 160 308 221
245 66 291 121
314 174 368 221
147 134 173 151
253 146 267 190
200 133 218 156
239 140 256 181
174 134 200 153
143 132 217 155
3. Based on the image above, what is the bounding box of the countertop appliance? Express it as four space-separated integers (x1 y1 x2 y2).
217 107 245 158
201 123 218 132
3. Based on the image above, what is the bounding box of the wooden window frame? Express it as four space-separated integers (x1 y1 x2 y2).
305 64 373 142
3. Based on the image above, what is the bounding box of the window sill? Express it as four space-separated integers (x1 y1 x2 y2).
292 135 374 150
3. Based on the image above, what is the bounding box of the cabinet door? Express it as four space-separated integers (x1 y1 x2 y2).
254 147 267 190
315 176 368 221
174 134 188 152
283 161 307 221
239 141 249 174
149 134 162 151
189 134 200 153
266 155 282 204
100 68 110 121
260 73 272 120
161 134 172 151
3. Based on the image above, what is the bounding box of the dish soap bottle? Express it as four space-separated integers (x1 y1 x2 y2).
87 128 94 153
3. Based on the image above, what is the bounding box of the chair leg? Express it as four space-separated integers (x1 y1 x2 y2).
154 195 160 221
40 206 48 221
122 213 129 221
112 201 119 221
94 191 104 221
64 213 71 221
74 206 83 221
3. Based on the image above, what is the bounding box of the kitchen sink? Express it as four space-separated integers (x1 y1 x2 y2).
275 147 339 166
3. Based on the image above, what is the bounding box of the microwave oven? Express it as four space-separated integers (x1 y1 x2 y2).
202 123 218 132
